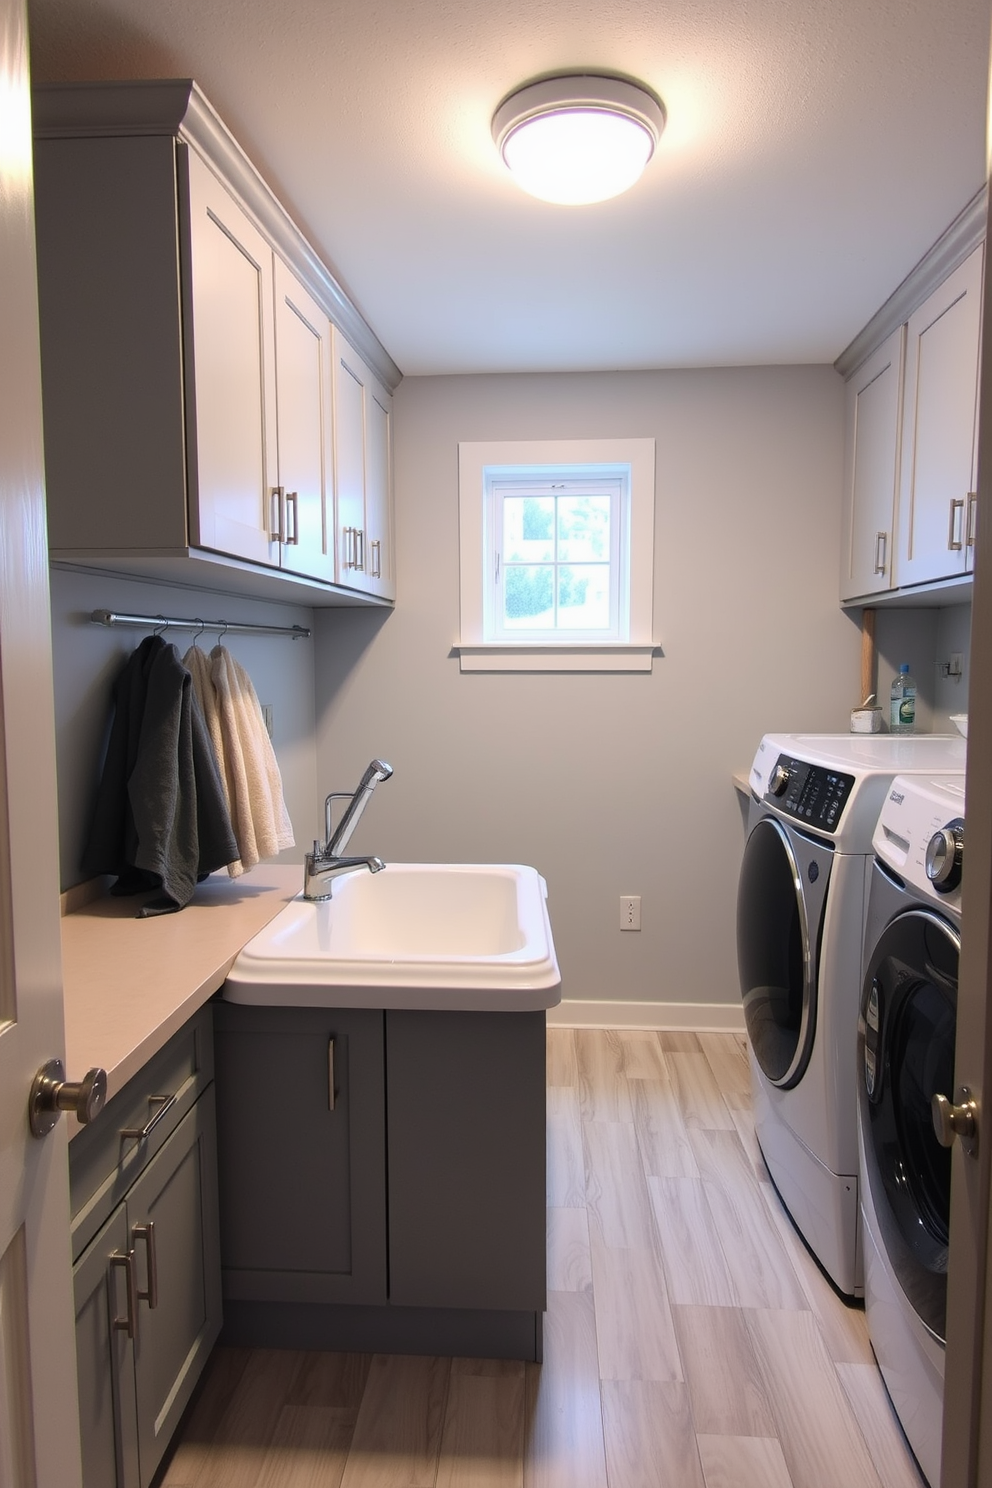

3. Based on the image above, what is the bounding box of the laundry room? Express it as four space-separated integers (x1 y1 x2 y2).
4 2 991 1487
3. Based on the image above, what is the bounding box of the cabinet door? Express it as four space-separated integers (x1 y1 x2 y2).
273 257 336 582
213 1004 387 1305
365 377 395 600
183 148 281 567
332 327 371 588
897 243 983 588
128 1090 222 1488
840 328 904 601
73 1207 139 1488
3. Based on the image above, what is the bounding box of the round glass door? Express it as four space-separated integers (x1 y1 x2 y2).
859 907 959 1341
737 816 816 1088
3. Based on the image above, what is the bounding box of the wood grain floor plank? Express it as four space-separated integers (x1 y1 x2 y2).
574 1029 633 1122
601 1379 705 1488
546 1086 586 1208
286 1352 372 1411
435 1359 525 1488
615 1030 668 1080
587 1217 683 1383
629 1077 699 1179
160 1347 254 1486
727 1103 770 1184
758 1186 874 1365
546 1207 592 1293
582 1120 657 1251
546 1028 577 1087
659 1032 702 1052
169 1348 307 1488
339 1355 450 1488
671 1305 777 1438
667 1052 738 1132
523 1290 608 1488
697 1033 753 1111
254 1406 353 1488
835 1364 927 1488
648 1177 739 1306
696 1433 795 1488
690 1130 807 1311
745 1309 885 1488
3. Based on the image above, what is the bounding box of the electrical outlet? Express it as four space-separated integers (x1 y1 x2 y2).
261 703 274 738
620 895 641 931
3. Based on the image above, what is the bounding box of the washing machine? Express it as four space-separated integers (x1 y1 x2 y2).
737 732 966 1298
858 772 966 1488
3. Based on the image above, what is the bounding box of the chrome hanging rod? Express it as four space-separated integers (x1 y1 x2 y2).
90 609 311 640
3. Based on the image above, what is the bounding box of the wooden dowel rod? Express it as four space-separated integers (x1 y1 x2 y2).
860 608 876 703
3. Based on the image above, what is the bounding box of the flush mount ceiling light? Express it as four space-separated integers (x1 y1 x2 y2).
491 74 666 206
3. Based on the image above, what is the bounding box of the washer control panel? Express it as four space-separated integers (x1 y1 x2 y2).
766 754 854 832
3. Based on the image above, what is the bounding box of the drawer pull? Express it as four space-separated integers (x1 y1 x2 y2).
873 531 887 576
328 1037 336 1112
110 1250 139 1340
120 1092 178 1147
966 491 978 549
132 1222 158 1310
948 496 965 551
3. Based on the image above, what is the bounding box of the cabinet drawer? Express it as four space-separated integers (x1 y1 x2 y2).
70 1006 214 1260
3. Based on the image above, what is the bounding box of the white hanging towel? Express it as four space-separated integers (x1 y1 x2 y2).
207 644 295 874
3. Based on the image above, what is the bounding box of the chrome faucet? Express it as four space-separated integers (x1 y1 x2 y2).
303 759 393 901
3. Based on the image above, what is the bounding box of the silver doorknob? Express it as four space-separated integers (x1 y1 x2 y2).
29 1058 107 1138
932 1086 979 1156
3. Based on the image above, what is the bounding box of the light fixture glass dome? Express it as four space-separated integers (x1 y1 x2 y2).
492 74 665 206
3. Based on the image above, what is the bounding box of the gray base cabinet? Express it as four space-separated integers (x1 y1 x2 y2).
212 1003 546 1359
70 1008 221 1488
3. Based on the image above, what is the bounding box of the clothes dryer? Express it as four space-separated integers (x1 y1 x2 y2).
737 733 966 1297
858 773 966 1488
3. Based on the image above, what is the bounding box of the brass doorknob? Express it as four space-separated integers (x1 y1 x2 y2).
932 1086 979 1157
29 1059 107 1138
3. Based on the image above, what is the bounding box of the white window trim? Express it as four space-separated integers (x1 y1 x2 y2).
456 437 658 673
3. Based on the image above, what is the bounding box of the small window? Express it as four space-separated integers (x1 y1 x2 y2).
457 438 656 672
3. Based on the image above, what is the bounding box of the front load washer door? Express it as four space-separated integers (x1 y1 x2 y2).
859 906 959 1342
737 815 832 1089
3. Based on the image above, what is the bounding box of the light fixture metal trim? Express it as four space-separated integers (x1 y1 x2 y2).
491 74 666 161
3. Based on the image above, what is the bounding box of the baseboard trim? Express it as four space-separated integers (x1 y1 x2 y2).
547 999 745 1032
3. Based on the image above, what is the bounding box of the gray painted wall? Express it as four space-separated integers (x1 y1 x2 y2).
50 566 316 891
313 367 862 1011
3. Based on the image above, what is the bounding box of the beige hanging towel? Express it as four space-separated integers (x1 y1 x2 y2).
208 643 295 875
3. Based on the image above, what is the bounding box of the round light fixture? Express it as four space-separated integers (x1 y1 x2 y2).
491 74 665 206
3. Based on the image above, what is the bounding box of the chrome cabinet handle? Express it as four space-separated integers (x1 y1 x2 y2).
343 526 356 569
966 491 978 549
932 1086 979 1156
328 1037 336 1112
270 486 285 542
369 538 382 579
111 1250 139 1340
948 497 965 551
120 1091 178 1147
132 1222 158 1309
29 1060 107 1137
355 528 365 572
873 531 887 576
285 491 299 545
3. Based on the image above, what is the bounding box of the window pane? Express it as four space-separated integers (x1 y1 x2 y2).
503 496 554 563
557 564 611 629
558 495 610 563
504 565 554 627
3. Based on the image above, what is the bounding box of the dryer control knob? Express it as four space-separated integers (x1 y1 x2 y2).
925 822 964 891
768 763 791 798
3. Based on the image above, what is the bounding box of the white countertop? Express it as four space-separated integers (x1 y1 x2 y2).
60 864 300 1129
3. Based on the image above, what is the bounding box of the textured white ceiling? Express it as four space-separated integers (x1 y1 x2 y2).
26 0 992 376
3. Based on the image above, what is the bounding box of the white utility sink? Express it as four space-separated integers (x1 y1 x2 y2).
224 863 562 1011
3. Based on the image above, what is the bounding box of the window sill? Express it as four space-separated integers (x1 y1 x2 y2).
452 643 659 673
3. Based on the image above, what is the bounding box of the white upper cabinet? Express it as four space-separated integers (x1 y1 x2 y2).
840 327 904 602
332 329 395 600
896 243 983 589
31 80 397 608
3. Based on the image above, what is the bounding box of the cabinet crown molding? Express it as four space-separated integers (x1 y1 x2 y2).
32 78 401 394
835 185 988 380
